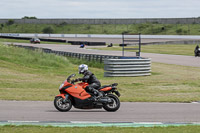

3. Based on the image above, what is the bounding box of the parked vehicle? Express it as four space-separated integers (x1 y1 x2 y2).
30 38 40 44
54 74 120 112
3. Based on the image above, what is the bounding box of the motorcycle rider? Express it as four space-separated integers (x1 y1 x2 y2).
194 45 200 57
74 64 103 99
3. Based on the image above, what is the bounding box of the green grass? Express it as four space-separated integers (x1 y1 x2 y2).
141 44 195 56
0 44 104 101
1 125 200 133
90 44 196 56
1 23 200 35
1 44 200 102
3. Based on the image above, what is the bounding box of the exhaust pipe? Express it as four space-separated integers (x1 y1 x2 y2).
98 97 112 103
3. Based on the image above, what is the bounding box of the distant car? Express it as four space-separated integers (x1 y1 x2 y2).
30 38 40 44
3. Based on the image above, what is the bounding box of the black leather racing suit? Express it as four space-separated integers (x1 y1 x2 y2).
79 70 101 96
194 45 200 57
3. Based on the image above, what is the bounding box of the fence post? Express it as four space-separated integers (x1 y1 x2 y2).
78 53 81 59
88 54 91 61
100 56 103 63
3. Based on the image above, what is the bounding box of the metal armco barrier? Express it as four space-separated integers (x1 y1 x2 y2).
11 45 120 63
104 58 151 77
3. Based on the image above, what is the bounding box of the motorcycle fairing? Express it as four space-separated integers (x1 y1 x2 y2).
56 94 65 99
65 84 91 100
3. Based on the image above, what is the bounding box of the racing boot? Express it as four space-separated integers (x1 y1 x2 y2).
86 86 103 101
92 89 103 100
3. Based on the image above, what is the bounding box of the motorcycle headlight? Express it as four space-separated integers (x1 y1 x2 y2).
59 83 64 89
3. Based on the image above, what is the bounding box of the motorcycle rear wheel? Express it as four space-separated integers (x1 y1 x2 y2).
103 94 120 112
54 96 72 112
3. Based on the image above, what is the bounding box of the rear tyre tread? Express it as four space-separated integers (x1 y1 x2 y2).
103 94 120 112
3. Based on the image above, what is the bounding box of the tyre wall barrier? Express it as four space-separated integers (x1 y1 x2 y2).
0 35 106 45
104 58 151 77
40 38 66 43
68 41 106 46
0 35 31 40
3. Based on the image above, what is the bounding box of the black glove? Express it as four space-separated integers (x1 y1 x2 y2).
73 78 81 82
74 79 79 82
78 78 82 81
71 79 75 84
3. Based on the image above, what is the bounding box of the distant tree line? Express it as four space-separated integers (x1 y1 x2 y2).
22 16 37 19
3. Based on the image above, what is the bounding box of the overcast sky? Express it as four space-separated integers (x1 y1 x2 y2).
1 0 200 18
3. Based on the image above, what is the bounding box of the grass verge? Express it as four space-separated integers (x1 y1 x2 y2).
0 44 200 102
1 125 200 133
90 44 197 56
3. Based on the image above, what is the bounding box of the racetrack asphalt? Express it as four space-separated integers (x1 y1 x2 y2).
0 100 200 123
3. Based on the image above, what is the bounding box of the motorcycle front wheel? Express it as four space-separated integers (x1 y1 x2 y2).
54 96 72 112
103 94 120 112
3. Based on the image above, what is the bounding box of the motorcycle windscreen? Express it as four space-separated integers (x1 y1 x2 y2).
66 85 91 100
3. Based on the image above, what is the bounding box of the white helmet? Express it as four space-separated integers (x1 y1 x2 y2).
78 64 88 74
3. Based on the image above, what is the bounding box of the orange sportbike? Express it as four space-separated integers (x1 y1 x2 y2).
54 74 120 112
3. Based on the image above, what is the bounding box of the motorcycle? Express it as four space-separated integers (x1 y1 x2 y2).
194 48 200 57
54 74 120 112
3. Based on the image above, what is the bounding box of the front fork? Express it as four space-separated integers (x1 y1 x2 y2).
56 93 69 103
63 94 69 103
